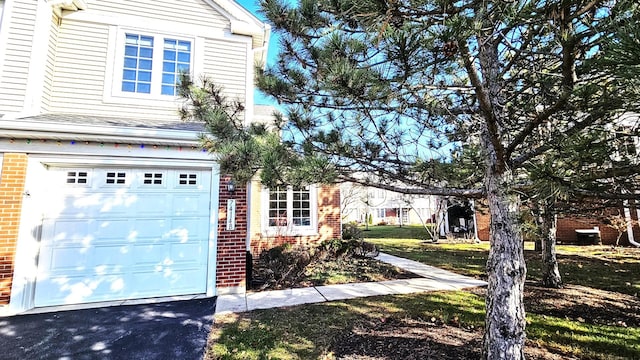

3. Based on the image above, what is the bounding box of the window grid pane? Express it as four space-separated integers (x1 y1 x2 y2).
162 38 191 95
122 34 153 94
268 187 288 226
291 187 311 226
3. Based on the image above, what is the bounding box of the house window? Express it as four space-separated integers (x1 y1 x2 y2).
401 208 410 224
118 31 192 97
264 186 317 235
268 187 289 226
375 208 386 218
161 39 191 95
292 188 311 226
122 34 154 93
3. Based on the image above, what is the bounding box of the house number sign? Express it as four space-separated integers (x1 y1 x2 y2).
226 199 236 231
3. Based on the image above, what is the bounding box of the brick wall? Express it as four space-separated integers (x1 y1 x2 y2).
215 176 248 292
475 199 640 245
250 184 342 256
0 154 28 305
475 202 491 241
557 215 632 245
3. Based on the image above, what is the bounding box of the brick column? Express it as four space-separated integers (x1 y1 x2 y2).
0 154 28 305
215 176 248 294
317 184 341 241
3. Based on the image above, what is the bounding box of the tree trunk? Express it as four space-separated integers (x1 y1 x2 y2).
482 157 527 359
541 207 562 288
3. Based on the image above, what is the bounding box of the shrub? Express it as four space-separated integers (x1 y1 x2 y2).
342 222 363 241
318 238 379 260
255 244 312 289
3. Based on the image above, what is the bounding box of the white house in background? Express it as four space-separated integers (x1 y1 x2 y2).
340 182 478 238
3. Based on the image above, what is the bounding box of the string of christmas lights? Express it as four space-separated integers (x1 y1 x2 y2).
7 138 206 151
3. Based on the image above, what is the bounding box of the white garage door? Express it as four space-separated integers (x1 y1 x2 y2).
34 167 212 307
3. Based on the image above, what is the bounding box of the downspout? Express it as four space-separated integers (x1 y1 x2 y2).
624 201 640 247
471 199 480 242
246 181 253 289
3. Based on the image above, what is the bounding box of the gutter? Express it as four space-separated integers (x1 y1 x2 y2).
0 119 201 147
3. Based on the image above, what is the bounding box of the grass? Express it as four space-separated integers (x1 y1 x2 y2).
209 291 487 360
209 289 640 359
208 228 640 359
367 237 640 296
360 224 434 240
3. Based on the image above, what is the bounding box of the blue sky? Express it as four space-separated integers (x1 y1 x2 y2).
236 0 281 105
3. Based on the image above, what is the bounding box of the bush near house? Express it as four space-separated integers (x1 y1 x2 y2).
251 238 394 290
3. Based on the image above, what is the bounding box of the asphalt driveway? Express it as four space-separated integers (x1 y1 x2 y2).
0 297 216 360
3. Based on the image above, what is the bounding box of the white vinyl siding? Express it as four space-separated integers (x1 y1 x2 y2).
0 0 37 113
41 12 60 111
48 20 111 113
48 20 248 121
0 1 4 28
90 0 228 30
203 38 247 113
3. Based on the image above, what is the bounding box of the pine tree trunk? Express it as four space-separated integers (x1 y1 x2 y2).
541 207 562 288
482 165 527 360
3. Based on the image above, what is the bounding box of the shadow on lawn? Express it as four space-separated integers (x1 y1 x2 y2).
524 250 640 296
212 287 640 359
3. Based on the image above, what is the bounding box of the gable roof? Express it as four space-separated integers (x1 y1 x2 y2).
207 0 271 66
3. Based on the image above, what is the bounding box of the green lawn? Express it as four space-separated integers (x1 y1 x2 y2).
208 232 640 359
360 224 434 240
367 238 640 296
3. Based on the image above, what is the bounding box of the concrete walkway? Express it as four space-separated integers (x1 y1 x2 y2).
215 252 487 314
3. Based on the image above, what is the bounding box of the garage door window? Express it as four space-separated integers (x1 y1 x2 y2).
106 172 127 184
178 173 198 186
66 171 88 185
143 172 164 185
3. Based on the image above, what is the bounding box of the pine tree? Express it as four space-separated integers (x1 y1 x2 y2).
180 1 640 358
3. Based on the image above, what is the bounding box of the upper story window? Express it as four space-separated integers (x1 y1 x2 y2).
115 30 192 98
122 34 154 94
161 39 191 95
263 185 318 235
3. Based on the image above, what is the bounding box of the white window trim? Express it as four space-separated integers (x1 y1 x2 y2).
261 185 319 237
103 26 204 107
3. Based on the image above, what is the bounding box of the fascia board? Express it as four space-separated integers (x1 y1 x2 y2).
0 119 202 145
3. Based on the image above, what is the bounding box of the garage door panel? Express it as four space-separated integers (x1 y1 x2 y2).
44 219 92 242
168 242 205 264
34 166 213 307
172 194 210 216
133 194 171 216
54 193 139 218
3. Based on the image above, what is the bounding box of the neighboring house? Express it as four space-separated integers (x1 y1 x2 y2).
0 0 340 315
476 114 640 245
340 182 477 238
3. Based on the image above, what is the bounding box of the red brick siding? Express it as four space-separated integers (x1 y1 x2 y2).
475 202 491 242
215 176 248 290
475 199 639 245
250 184 341 256
0 154 28 305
